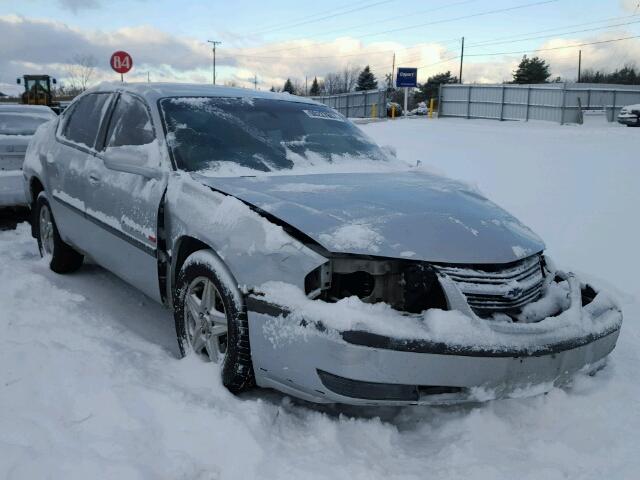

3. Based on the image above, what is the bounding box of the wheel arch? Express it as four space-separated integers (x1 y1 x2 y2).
170 236 244 310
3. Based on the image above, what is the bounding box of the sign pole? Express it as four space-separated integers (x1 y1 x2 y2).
121 73 123 83
396 67 417 118
404 87 408 117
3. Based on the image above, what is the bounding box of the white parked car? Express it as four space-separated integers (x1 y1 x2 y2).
617 104 640 127
0 104 56 208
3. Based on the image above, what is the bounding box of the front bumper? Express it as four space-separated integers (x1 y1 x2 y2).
0 171 28 207
247 278 622 405
617 114 639 126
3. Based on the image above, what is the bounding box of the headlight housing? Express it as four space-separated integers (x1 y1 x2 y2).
304 258 448 314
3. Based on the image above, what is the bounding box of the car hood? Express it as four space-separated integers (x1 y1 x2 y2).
194 171 545 264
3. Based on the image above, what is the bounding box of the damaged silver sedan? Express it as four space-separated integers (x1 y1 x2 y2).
22 83 622 405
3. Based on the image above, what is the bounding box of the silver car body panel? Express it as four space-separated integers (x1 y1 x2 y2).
250 309 619 405
164 172 328 297
0 105 55 207
196 172 545 265
0 136 30 207
21 83 622 405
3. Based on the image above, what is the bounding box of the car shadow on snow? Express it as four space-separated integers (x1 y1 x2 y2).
0 207 30 231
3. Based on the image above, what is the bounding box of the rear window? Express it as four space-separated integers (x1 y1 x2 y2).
62 93 112 149
159 97 386 173
0 112 53 135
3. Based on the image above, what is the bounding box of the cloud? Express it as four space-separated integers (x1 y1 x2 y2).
1 14 639 91
0 15 212 85
620 0 639 13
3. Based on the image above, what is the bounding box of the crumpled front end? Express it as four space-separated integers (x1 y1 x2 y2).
247 255 623 405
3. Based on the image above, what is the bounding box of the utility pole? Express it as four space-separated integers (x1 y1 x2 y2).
253 74 258 90
147 71 150 83
305 76 308 96
459 37 465 84
578 50 582 83
207 40 222 85
390 52 396 89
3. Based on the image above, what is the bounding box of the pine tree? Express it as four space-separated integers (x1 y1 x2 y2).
415 71 458 102
512 55 551 84
355 65 378 91
270 86 276 92
283 78 295 94
309 77 320 96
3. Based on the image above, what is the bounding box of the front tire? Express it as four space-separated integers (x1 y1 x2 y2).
174 250 253 393
35 192 84 273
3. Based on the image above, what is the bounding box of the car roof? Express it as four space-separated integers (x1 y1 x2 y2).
85 82 321 107
0 104 56 116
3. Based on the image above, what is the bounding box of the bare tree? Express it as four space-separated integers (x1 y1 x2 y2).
322 72 342 94
340 65 361 93
65 54 97 93
319 65 361 95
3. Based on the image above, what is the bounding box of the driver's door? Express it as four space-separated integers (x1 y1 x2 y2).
85 93 167 301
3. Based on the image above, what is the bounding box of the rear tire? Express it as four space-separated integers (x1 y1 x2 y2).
174 250 254 393
35 192 84 273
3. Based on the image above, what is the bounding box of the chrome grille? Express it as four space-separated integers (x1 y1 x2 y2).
437 255 544 316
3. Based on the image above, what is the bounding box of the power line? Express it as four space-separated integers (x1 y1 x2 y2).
466 13 640 47
306 0 479 42
463 34 640 57
251 0 397 36
236 0 561 55
219 38 461 61
371 34 640 76
223 12 639 63
245 0 378 36
466 18 640 49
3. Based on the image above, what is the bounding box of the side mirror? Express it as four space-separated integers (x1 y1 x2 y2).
16 78 21 85
52 78 57 85
102 146 162 180
380 144 397 159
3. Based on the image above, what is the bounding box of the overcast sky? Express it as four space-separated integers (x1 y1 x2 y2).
1 0 639 92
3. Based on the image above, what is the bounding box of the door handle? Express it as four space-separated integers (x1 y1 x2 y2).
88 173 101 184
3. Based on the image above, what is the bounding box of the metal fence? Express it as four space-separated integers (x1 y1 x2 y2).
439 83 640 124
312 89 388 119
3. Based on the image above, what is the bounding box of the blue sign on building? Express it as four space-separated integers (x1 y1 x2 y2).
396 67 418 88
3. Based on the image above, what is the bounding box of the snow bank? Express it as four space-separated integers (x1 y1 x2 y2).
2 118 640 479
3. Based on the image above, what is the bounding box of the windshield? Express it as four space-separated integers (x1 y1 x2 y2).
0 112 53 135
159 97 387 173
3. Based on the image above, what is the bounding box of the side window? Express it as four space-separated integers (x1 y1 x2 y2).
62 93 112 149
105 94 155 148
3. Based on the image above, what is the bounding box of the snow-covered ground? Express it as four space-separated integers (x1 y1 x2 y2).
1 117 639 479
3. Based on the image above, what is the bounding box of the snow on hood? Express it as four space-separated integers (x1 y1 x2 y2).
194 171 545 264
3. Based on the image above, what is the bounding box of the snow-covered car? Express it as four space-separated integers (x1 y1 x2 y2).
386 101 402 117
617 104 640 126
411 101 428 116
0 104 55 208
22 83 622 405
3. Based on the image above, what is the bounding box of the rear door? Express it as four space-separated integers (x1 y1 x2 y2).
50 92 114 253
86 93 166 301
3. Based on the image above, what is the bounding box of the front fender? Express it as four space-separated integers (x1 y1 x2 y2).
164 173 327 296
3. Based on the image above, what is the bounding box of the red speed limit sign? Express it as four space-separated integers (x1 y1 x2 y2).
110 51 133 74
